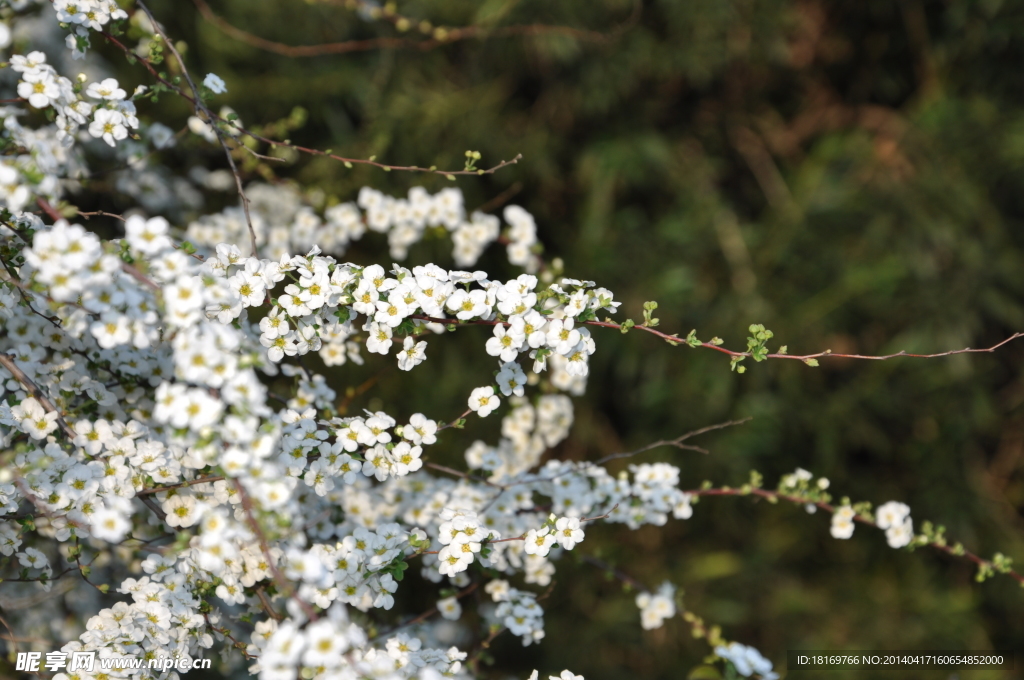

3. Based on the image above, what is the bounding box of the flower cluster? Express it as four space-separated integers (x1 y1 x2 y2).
487 580 547 645
185 183 543 272
714 642 780 680
54 0 128 58
13 53 139 148
875 501 914 549
635 581 676 630
437 508 497 577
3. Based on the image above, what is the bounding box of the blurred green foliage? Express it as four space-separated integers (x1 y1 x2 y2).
111 0 1024 677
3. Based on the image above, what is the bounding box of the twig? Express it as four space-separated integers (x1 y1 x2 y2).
232 480 319 621
100 29 523 180
592 417 753 464
135 0 260 257
137 494 167 523
192 0 634 58
439 408 472 431
370 581 480 640
474 181 523 214
135 475 226 496
582 555 729 652
410 314 1024 365
204 613 257 659
36 198 161 291
0 353 76 439
687 486 1024 587
255 585 283 621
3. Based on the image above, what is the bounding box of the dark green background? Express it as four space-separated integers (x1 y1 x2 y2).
103 0 1024 677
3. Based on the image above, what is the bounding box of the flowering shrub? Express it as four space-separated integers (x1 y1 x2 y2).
0 2 1021 680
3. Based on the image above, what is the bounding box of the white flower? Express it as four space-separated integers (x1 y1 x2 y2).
91 506 131 542
486 324 525 362
302 619 347 667
523 527 556 557
89 108 128 146
91 312 132 349
365 322 394 355
396 336 427 371
163 495 200 528
885 516 914 549
446 289 490 320
403 413 437 446
553 517 584 550
125 215 172 255
391 442 423 476
203 73 228 94
546 318 581 355
485 579 511 602
11 397 58 440
17 547 48 570
714 642 778 680
468 386 500 417
830 505 856 540
636 582 676 630
86 77 126 100
875 501 910 530
18 70 61 109
437 596 462 620
496 360 527 397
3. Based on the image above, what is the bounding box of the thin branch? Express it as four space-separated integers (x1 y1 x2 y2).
36 198 160 291
192 0 634 58
425 462 499 487
205 613 257 659
137 494 167 523
582 555 731 656
439 408 472 431
232 480 319 621
593 417 753 464
0 353 76 439
474 181 522 214
135 0 260 257
410 314 1024 365
136 475 226 497
100 29 523 179
687 486 1024 587
370 581 480 640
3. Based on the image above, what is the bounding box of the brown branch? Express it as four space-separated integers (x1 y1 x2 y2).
100 28 522 179
0 353 76 439
687 486 1024 587
592 417 753 464
35 198 161 291
473 181 523 214
192 0 632 59
135 475 225 496
205 613 257 659
136 0 260 257
255 585 283 621
582 555 728 652
137 494 167 523
410 314 1024 365
232 480 319 621
76 210 127 221
439 408 472 431
370 581 480 640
